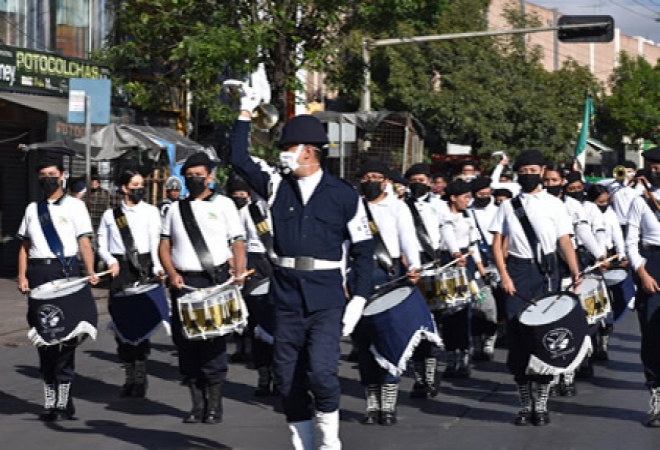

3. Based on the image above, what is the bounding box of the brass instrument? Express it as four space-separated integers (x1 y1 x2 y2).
613 165 627 183
252 103 279 130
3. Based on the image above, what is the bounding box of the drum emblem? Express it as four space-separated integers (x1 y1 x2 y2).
38 304 65 329
543 327 574 354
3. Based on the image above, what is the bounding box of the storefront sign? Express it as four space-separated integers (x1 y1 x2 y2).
0 46 109 96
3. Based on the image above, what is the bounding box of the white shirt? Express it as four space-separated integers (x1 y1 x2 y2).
410 194 451 251
297 169 324 205
97 201 163 275
367 194 421 269
442 210 482 264
488 191 573 259
17 195 93 259
238 199 269 254
563 196 604 259
610 183 640 226
470 201 498 246
161 194 246 271
625 194 660 271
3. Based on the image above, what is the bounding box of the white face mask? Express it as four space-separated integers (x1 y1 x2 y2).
279 144 304 175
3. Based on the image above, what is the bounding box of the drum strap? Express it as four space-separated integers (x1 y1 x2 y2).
362 198 395 274
179 198 217 282
247 202 278 265
113 207 145 277
471 210 493 262
511 197 546 275
405 197 437 261
37 199 74 277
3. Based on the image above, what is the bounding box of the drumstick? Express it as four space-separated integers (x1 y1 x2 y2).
374 252 473 291
181 269 256 292
564 255 620 291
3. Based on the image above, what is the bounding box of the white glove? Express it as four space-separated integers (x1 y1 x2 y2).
222 79 260 112
342 296 367 337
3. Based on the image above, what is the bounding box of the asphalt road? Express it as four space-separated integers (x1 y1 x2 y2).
0 284 657 449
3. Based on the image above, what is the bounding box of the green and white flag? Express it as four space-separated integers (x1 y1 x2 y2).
574 93 594 171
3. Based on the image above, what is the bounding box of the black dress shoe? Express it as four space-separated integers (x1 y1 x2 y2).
254 385 271 397
39 409 58 422
379 411 397 426
410 382 428 399
183 411 203 423
646 413 660 428
204 409 222 424
514 410 532 426
361 411 379 425
533 411 550 426
426 384 439 398
119 383 134 397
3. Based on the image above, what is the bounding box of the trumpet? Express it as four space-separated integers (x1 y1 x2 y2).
613 165 628 182
223 79 279 130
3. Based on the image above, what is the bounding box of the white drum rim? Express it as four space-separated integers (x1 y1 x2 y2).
113 283 160 297
519 293 578 326
29 278 87 300
363 286 414 317
603 268 628 286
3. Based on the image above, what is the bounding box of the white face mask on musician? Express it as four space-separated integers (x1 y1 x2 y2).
279 144 304 173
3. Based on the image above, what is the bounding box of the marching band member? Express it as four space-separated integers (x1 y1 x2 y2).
404 163 452 399
97 168 166 398
159 152 247 425
490 150 580 427
440 179 486 377
624 147 660 428
226 173 277 397
17 149 99 421
431 172 450 199
469 177 500 361
229 83 373 450
352 159 420 426
159 176 182 219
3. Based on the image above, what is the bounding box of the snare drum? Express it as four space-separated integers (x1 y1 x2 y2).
419 267 472 312
519 291 591 375
27 278 98 346
177 284 248 340
109 283 170 345
576 275 611 324
602 267 635 322
361 284 443 376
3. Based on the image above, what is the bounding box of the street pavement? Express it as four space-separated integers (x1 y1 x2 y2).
0 276 658 449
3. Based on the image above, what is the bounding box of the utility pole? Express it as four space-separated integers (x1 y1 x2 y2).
553 9 559 71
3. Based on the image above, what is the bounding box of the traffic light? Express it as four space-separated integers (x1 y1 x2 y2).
558 15 614 43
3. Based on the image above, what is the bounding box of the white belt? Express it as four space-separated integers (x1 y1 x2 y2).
275 256 342 271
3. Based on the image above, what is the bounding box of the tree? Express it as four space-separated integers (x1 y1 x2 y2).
599 52 660 147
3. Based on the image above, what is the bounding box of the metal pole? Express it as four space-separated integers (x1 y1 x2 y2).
553 9 559 71
339 115 345 179
361 39 371 112
85 96 92 207
520 0 526 60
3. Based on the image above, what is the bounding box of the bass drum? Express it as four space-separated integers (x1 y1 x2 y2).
518 291 592 376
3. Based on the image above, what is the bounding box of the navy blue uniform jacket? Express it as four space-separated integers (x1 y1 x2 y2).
229 119 374 312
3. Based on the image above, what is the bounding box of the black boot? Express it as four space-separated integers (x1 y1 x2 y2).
204 383 223 424
132 360 148 398
55 382 75 420
183 383 204 423
379 384 399 426
514 383 533 426
39 383 58 422
646 388 660 428
361 385 380 425
120 362 135 397
533 383 551 426
254 367 272 397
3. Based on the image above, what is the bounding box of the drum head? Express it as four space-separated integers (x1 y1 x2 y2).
520 292 578 326
577 276 602 295
603 269 628 287
363 286 414 317
30 278 86 300
248 279 270 296
114 283 159 297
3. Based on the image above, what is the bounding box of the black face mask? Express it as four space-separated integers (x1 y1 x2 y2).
186 176 207 197
40 176 61 197
650 173 660 188
360 181 383 201
597 204 609 213
565 190 584 202
408 182 429 199
545 185 562 197
232 196 248 209
127 188 144 204
91 187 100 193
518 174 541 193
473 196 491 208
